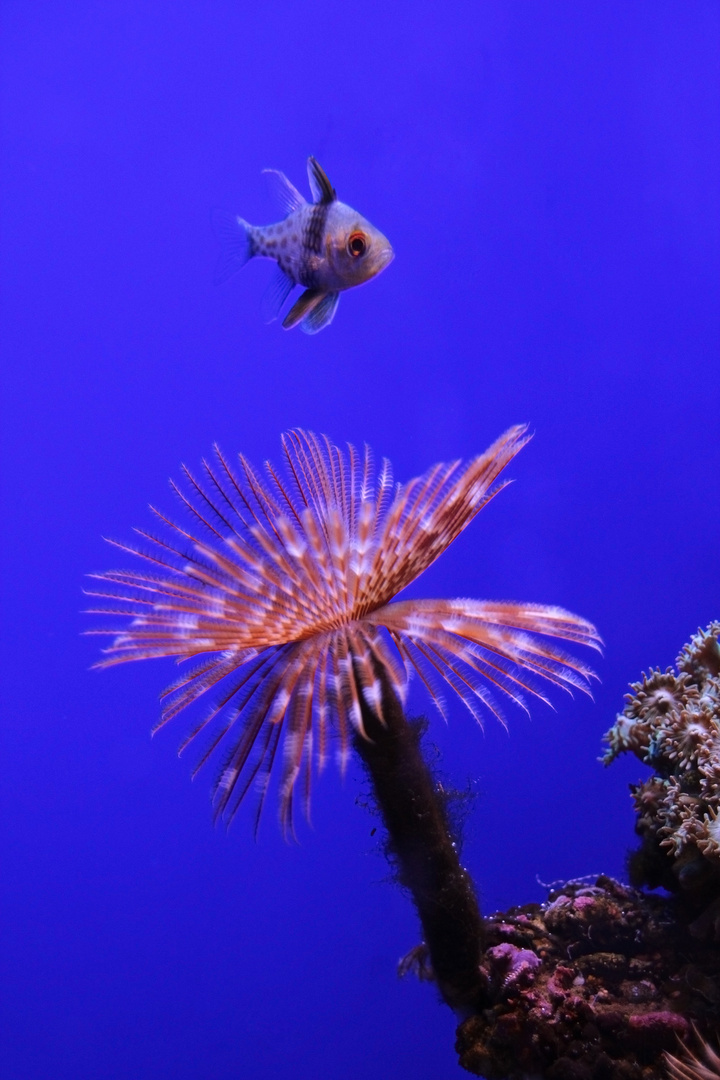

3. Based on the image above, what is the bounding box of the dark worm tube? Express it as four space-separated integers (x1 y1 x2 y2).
353 664 486 1015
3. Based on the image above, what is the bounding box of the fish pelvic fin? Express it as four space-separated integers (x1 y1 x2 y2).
261 265 295 323
307 157 336 204
282 288 326 330
211 209 254 285
301 292 339 334
261 169 307 216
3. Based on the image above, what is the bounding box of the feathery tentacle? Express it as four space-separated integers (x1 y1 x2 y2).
88 428 600 829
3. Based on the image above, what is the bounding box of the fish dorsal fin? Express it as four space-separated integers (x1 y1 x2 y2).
282 288 325 329
301 291 339 334
307 157 336 204
261 169 307 216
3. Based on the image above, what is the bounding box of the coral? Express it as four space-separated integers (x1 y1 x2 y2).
603 623 720 915
453 628 720 1074
87 426 599 832
456 877 720 1080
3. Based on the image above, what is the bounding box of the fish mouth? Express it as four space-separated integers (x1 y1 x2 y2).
373 246 395 275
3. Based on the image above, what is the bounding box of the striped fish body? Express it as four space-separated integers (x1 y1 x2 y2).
250 201 385 292
213 158 393 334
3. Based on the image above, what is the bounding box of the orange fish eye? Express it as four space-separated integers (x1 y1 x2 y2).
347 232 367 258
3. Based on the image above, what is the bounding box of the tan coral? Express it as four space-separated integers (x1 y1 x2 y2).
678 622 720 683
657 780 704 857
603 669 689 765
628 668 688 723
604 622 720 901
655 699 715 772
632 777 670 840
697 808 720 861
699 738 720 789
603 711 646 763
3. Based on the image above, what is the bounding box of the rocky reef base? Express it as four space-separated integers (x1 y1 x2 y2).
456 875 720 1079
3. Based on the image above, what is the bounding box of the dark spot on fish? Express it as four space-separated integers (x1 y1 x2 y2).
292 234 298 243
267 239 276 249
280 237 287 248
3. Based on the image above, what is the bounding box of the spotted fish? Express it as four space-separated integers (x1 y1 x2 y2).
212 157 394 334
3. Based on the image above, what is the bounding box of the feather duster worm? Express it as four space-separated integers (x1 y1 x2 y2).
666 1033 720 1080
87 426 600 1010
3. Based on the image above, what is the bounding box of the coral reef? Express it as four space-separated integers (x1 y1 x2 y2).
455 625 720 1077
603 623 720 927
456 876 720 1080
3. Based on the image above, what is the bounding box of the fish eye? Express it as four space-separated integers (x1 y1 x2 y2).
347 232 367 258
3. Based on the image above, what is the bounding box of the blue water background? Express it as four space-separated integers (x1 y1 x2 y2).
2 3 719 1077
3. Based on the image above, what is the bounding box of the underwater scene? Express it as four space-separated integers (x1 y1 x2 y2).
2 3 719 1078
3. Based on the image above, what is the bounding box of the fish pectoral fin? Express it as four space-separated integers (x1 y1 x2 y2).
301 292 339 335
282 288 326 330
307 157 336 204
260 265 295 323
261 169 307 216
211 209 253 284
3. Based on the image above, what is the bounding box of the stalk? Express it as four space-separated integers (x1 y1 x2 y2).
353 664 486 1014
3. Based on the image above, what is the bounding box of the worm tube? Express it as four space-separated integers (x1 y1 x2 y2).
353 662 486 1015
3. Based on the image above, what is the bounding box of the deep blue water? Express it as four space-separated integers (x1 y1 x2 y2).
2 3 719 1077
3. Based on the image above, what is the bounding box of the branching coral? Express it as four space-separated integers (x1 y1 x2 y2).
603 623 720 916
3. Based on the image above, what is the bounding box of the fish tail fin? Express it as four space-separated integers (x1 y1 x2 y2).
211 209 254 285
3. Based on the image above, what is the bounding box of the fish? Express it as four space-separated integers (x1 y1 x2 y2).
212 157 394 334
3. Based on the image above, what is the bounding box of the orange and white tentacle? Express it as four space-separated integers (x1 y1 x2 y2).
368 598 601 721
87 427 601 829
